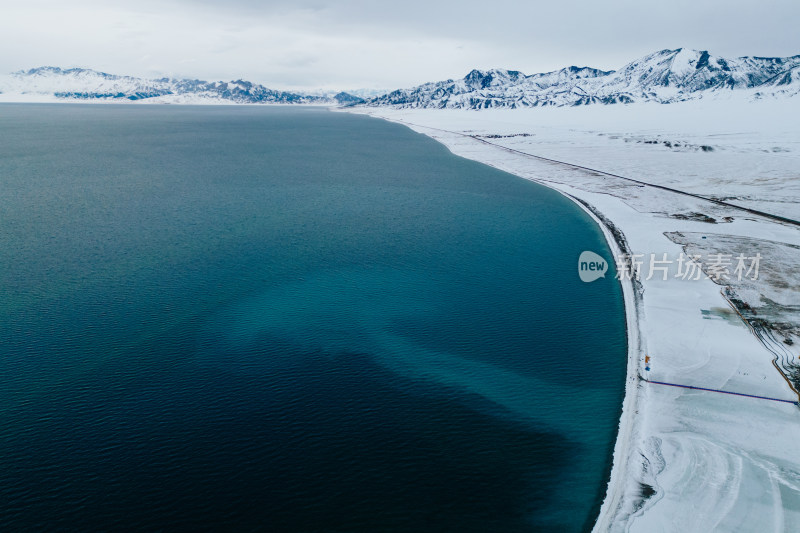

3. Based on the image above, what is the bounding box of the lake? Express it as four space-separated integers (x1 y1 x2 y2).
0 104 626 531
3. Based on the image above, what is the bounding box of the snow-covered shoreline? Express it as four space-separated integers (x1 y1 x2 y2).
344 103 800 531
559 191 644 532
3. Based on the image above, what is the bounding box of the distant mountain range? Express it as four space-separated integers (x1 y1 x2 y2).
2 48 798 108
0 66 365 105
364 48 800 109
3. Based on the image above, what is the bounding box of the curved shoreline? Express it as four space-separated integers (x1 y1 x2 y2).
563 194 643 531
345 109 645 529
344 106 800 532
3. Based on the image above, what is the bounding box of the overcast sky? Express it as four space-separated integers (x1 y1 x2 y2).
2 0 798 91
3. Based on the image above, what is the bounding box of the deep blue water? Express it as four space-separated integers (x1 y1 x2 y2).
0 104 626 532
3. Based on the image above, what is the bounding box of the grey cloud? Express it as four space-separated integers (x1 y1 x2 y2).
1 0 798 90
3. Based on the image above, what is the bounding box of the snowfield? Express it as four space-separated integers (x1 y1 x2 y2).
345 99 800 532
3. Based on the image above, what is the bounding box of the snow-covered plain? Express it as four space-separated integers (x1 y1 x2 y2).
345 100 800 532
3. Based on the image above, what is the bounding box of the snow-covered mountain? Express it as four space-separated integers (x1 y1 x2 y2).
4 49 798 108
0 67 365 105
365 48 800 109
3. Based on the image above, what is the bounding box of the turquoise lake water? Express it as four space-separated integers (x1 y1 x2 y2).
0 104 626 531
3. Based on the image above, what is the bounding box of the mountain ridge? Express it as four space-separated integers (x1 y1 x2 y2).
2 48 799 107
363 48 800 109
0 66 365 105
